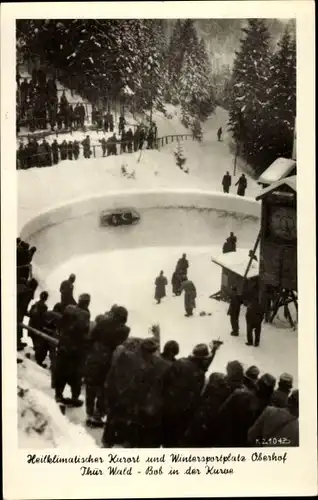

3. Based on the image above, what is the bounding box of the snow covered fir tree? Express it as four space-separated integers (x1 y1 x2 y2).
15 19 299 449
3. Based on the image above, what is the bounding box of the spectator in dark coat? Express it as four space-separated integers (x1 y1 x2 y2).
248 389 299 447
217 127 222 141
59 273 76 307
85 306 130 427
171 270 184 296
243 365 260 393
103 336 167 448
271 373 293 408
235 173 247 196
154 271 168 304
161 340 179 363
176 253 189 275
59 140 68 161
162 342 222 447
246 298 264 346
216 373 276 447
109 114 114 132
118 114 126 134
222 171 231 193
82 135 91 159
182 371 229 447
126 128 133 153
73 140 80 160
99 137 107 157
28 291 49 366
51 139 59 165
227 286 242 336
181 279 196 316
54 294 91 406
67 141 73 161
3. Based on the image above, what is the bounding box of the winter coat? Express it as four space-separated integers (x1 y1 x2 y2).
85 317 130 386
59 279 75 306
216 387 269 447
28 300 48 332
246 302 264 326
222 174 231 189
58 304 90 357
155 275 168 300
236 176 247 196
163 358 208 417
228 293 242 316
271 388 290 409
171 271 183 294
181 280 197 310
248 406 299 446
176 257 189 274
182 372 230 447
105 339 169 422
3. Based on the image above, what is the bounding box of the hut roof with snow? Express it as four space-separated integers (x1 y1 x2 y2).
256 175 296 201
211 248 259 279
258 158 296 186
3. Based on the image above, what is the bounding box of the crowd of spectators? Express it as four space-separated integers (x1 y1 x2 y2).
16 121 158 170
17 68 87 133
17 237 299 448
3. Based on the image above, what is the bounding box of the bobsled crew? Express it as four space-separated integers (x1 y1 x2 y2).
100 209 140 227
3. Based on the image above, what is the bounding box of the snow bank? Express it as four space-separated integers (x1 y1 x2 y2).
18 360 97 448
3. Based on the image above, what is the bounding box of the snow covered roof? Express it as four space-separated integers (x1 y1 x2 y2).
256 176 297 200
258 158 296 185
211 248 259 279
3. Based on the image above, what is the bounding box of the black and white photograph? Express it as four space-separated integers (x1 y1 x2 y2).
1 1 316 498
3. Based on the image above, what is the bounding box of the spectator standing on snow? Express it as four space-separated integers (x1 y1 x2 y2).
217 127 223 141
28 291 49 366
176 253 189 275
245 297 265 347
181 278 197 317
59 273 76 308
227 285 243 336
99 137 107 157
235 173 247 196
222 171 232 193
154 271 168 304
82 135 91 159
54 294 91 407
73 140 80 160
51 139 59 165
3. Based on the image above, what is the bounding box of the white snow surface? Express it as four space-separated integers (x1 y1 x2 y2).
18 360 97 448
18 105 298 447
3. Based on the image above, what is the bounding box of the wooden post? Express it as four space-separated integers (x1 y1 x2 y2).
93 146 96 158
240 231 261 295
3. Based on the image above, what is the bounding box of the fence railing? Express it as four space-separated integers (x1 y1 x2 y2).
16 133 196 169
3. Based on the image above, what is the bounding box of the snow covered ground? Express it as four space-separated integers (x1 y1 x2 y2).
18 104 298 447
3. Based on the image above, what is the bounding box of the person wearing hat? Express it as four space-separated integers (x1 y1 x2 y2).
161 340 179 363
216 372 276 447
271 373 293 409
154 270 168 304
59 273 76 308
161 341 222 447
54 293 91 407
244 365 260 393
248 389 299 447
85 305 130 427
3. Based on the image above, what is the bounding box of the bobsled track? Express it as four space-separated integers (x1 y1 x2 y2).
19 187 297 392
